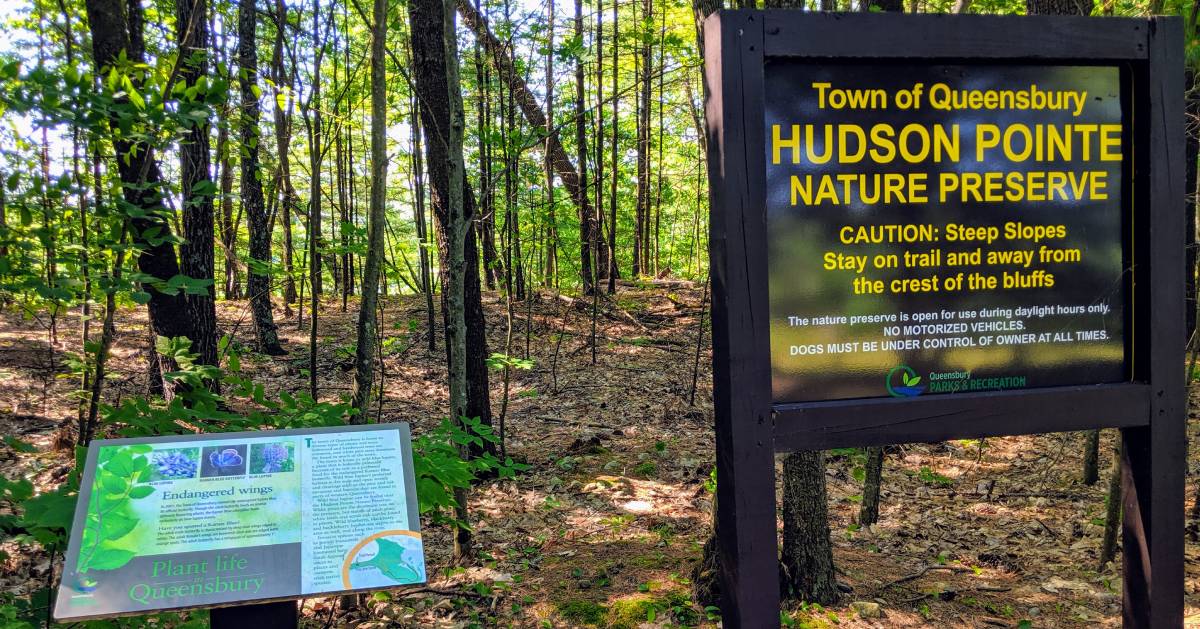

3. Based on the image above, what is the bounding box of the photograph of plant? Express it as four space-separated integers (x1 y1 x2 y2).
200 444 247 478
76 445 156 575
250 442 294 474
146 448 200 481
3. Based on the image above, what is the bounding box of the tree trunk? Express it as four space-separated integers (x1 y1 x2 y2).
351 0 388 419
474 5 500 291
781 450 840 605
859 446 884 525
272 0 299 313
176 0 219 370
411 0 495 442
410 93 436 352
594 1 607 282
238 0 284 356
306 0 325 399
423 0 472 561
1082 429 1101 485
85 0 193 396
574 0 594 294
633 0 651 277
607 0 619 293
216 102 240 300
544 0 558 289
1099 436 1123 568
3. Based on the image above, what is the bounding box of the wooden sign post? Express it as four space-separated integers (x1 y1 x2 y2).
703 11 1184 629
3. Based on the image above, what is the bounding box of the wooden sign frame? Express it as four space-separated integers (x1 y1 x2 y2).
703 11 1184 629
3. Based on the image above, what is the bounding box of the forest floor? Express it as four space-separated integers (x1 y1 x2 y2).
1 285 1199 628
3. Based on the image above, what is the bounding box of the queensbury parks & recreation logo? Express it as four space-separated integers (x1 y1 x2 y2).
886 365 925 397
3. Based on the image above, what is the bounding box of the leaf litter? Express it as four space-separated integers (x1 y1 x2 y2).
0 288 1199 627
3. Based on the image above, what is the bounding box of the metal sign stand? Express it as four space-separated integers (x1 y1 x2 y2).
210 601 298 628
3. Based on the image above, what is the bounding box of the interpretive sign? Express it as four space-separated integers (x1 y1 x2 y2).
767 64 1127 402
704 11 1184 629
54 424 426 621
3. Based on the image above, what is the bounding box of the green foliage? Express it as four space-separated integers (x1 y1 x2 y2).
485 352 535 371
917 465 954 487
412 416 529 528
76 445 155 574
558 599 607 625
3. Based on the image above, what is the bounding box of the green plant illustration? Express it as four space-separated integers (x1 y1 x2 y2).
76 445 156 573
349 537 421 583
903 372 921 387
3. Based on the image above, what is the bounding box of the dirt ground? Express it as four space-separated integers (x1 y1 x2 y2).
1 286 1199 627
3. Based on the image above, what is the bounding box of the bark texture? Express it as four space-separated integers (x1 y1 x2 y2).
781 450 840 606
351 0 389 417
412 0 495 439
84 0 193 392
238 0 285 355
176 0 219 369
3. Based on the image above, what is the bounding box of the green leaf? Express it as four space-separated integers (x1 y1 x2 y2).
131 291 152 304
3 436 37 453
100 472 127 495
87 547 136 571
105 449 135 476
100 512 138 539
128 485 154 499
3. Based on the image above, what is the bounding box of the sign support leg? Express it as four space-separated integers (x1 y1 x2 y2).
705 12 780 628
210 601 298 629
1120 16 1185 629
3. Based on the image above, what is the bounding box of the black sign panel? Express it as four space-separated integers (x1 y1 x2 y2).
765 63 1127 403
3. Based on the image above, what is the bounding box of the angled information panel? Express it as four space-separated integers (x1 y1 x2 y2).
766 63 1128 403
55 424 425 621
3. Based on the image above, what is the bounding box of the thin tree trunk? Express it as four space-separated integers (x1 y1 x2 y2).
176 0 220 371
411 95 436 352
594 0 607 282
544 0 558 288
633 0 651 277
781 450 840 605
351 0 389 419
608 0 619 293
238 0 284 355
859 446 884 525
1082 429 1101 485
1099 436 1123 567
272 0 299 313
81 227 128 446
574 0 593 295
653 5 665 275
475 4 500 291
217 118 240 300
503 0 526 299
306 0 325 399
